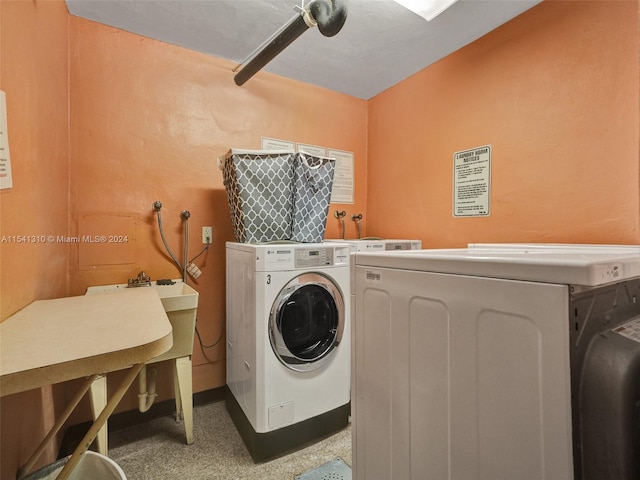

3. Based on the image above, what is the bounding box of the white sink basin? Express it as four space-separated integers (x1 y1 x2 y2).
154 282 198 312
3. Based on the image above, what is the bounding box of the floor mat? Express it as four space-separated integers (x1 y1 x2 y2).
294 458 352 480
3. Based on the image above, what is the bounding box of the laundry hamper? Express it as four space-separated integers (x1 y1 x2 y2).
221 149 295 243
22 451 126 480
291 153 336 243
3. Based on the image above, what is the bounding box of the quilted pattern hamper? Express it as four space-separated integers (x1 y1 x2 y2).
291 153 336 243
221 149 295 243
221 149 335 244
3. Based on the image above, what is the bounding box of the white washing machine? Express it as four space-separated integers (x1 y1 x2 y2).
352 243 640 480
326 238 422 252
225 241 351 461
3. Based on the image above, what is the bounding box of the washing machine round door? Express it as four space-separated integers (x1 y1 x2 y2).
269 273 345 372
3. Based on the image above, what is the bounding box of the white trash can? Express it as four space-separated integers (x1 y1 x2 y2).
23 451 126 480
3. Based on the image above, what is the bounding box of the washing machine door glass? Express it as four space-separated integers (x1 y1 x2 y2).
270 273 345 372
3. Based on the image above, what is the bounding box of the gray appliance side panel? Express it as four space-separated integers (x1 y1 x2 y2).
580 329 640 480
570 279 640 480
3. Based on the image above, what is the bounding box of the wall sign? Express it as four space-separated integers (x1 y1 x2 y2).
261 137 295 151
453 145 491 217
297 143 326 157
328 148 354 204
0 91 13 189
260 136 354 205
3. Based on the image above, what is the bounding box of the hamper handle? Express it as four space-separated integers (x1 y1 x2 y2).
299 153 324 169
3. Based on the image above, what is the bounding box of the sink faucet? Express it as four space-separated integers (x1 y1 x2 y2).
128 271 151 288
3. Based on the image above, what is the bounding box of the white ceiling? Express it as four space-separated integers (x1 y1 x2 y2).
65 0 542 99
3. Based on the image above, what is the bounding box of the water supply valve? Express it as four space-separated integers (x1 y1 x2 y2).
351 213 363 239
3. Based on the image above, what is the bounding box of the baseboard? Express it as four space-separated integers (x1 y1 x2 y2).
58 386 226 458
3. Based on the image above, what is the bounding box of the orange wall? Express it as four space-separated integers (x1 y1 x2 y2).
0 0 70 478
66 16 368 413
367 0 640 247
0 1 70 317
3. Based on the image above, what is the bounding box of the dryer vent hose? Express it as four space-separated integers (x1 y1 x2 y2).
234 0 348 86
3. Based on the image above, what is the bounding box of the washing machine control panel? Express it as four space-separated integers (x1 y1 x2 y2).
255 243 349 270
385 240 422 251
295 247 333 268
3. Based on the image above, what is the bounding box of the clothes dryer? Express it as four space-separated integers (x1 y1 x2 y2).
352 243 640 480
226 241 351 461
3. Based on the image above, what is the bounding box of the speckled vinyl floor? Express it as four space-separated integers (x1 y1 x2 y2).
108 401 351 480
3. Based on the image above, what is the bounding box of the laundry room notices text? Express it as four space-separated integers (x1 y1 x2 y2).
453 145 491 217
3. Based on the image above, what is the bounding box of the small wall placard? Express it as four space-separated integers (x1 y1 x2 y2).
453 145 491 217
0 90 13 190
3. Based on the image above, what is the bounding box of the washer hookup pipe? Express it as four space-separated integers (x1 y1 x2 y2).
334 210 347 239
351 213 363 239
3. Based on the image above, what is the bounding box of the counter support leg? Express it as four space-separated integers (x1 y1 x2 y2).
89 374 108 455
17 375 99 480
173 356 193 444
56 364 143 480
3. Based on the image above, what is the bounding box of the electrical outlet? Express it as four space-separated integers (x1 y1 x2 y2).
202 226 213 245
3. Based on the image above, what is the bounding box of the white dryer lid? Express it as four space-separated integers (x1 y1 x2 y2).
354 243 640 286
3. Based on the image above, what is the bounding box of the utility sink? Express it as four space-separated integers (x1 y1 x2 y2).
85 279 199 448
85 280 199 362
155 282 199 313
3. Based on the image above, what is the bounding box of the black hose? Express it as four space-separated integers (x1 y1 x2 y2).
234 0 348 86
234 13 310 86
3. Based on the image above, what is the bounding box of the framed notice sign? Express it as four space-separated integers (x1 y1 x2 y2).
328 149 354 204
453 145 491 217
0 91 13 189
